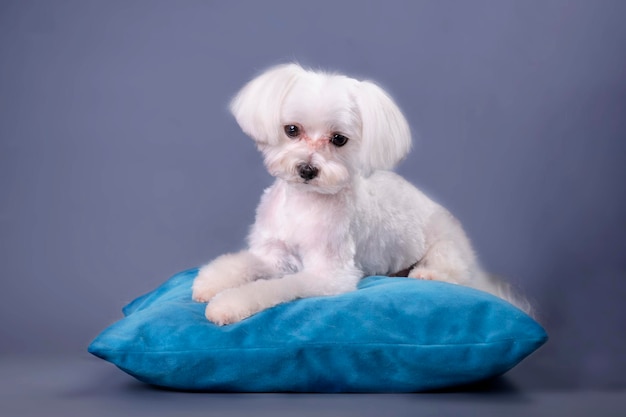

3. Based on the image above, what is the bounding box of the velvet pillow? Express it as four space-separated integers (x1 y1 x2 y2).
89 268 547 392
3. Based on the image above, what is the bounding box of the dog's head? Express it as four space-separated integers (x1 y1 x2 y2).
230 63 411 194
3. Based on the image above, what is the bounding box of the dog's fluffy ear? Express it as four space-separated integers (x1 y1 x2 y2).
230 63 305 145
355 81 412 175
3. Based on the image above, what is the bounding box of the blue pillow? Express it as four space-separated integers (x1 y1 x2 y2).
88 268 547 392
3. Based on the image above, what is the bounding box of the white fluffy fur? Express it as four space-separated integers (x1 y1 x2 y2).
193 63 528 325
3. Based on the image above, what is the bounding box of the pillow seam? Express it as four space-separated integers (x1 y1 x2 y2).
92 336 544 354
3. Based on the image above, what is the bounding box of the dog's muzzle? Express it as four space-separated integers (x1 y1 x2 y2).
297 163 319 181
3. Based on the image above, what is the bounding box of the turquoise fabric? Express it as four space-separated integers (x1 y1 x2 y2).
88 268 547 392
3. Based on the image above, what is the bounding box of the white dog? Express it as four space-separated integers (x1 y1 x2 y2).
192 63 527 325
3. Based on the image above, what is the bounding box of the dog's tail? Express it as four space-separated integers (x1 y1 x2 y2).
482 274 535 318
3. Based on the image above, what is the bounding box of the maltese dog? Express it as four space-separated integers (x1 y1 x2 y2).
192 63 526 325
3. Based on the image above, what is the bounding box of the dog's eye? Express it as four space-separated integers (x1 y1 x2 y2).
330 133 349 147
284 125 300 138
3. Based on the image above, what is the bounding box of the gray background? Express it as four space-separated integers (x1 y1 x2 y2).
1 0 625 412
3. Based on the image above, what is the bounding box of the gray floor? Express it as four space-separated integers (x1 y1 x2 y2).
3 354 624 417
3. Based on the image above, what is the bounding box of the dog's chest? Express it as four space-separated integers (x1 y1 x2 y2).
254 184 349 248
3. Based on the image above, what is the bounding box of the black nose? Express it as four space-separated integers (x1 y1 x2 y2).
297 163 319 181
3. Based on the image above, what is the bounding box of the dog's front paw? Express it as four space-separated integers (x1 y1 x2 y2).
191 265 224 302
205 289 254 326
192 280 217 303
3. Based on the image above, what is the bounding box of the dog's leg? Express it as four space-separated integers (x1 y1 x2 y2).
205 268 361 325
408 210 478 286
191 251 275 302
408 211 532 313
